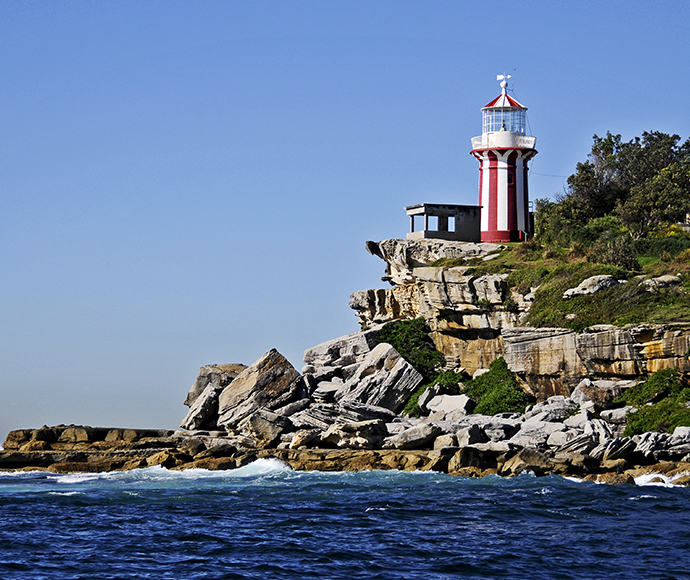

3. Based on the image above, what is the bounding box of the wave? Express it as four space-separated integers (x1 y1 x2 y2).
2 459 689 490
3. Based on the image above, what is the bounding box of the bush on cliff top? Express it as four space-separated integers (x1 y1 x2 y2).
618 368 690 436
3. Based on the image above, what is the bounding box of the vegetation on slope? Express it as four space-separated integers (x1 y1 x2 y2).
616 368 690 436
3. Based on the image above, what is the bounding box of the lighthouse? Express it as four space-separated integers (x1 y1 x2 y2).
470 75 537 243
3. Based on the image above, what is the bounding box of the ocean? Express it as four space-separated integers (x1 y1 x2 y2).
0 460 689 579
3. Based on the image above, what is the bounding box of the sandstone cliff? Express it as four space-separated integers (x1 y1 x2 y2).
350 239 690 399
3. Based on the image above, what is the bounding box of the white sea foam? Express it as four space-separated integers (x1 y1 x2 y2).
51 473 104 484
634 471 690 488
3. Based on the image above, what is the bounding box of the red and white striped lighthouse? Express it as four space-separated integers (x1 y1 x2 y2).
470 75 537 243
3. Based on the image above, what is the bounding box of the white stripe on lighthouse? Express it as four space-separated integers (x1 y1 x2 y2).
496 151 511 231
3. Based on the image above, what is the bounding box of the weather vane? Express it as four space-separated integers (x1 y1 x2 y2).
497 73 511 91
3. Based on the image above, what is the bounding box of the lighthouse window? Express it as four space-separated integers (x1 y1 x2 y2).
483 109 526 134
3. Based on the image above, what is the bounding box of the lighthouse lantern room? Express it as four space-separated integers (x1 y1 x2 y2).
470 75 537 242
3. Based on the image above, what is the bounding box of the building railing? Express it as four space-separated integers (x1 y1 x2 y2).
471 134 536 150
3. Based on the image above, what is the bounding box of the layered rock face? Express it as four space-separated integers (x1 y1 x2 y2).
350 239 690 399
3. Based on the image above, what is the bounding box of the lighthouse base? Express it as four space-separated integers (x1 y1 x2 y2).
481 230 529 243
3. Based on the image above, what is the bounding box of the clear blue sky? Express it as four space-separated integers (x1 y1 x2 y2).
1 1 689 438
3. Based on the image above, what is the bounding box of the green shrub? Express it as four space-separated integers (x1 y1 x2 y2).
573 215 627 245
433 370 465 395
375 318 446 384
619 368 690 436
623 398 690 436
617 368 686 406
459 357 533 415
587 235 640 271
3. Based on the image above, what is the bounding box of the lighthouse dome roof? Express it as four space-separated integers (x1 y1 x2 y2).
482 92 526 110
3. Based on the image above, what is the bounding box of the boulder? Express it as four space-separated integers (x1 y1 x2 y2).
320 419 388 449
184 363 247 407
334 343 423 413
509 428 549 449
303 328 381 368
217 349 305 430
338 400 398 423
633 432 670 459
180 384 222 430
667 443 690 460
273 398 311 417
546 429 579 448
238 409 292 448
311 381 343 404
642 275 682 292
289 400 397 432
563 275 624 299
417 384 442 414
426 394 476 419
670 426 690 444
558 434 597 455
383 424 443 450
564 408 593 429
289 404 343 431
289 429 321 449
453 415 522 442
599 437 637 461
499 448 553 477
455 424 484 446
592 472 636 485
572 379 631 410
447 445 502 472
524 395 578 422
433 433 458 450
584 419 613 445
600 406 636 425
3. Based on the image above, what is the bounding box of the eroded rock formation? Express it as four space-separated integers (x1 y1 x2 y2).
351 239 690 398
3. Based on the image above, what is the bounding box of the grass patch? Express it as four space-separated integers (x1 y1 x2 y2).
441 244 690 329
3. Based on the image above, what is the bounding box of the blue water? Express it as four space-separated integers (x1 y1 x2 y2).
1 460 689 579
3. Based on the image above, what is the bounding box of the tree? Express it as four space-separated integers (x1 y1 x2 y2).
616 161 690 238
535 130 690 246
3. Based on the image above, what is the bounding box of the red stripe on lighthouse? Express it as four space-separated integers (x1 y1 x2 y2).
507 151 517 232
523 160 530 235
488 152 498 232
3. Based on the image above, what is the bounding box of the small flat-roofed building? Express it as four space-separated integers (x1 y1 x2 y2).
405 203 481 242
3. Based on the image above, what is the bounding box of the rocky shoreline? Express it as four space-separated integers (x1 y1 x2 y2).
2 424 690 486
4 239 689 486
